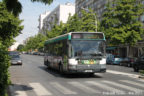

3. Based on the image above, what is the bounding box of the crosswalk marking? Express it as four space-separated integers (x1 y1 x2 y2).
68 81 100 94
50 82 77 94
103 80 143 94
86 81 124 94
10 80 144 96
29 83 52 96
120 80 144 88
107 70 139 78
15 91 28 96
137 79 144 83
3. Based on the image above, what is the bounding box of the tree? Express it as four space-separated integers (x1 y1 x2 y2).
3 0 22 17
31 0 53 4
64 14 82 33
3 0 53 16
62 10 98 34
46 22 65 38
0 2 23 46
81 9 98 32
24 33 47 51
0 2 23 96
101 0 144 46
17 44 24 52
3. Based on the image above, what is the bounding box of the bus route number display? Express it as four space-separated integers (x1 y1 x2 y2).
72 33 104 39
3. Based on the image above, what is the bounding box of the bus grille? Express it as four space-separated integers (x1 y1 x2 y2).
76 64 100 70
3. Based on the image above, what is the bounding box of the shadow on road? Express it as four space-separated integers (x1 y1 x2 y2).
38 66 103 79
9 84 33 96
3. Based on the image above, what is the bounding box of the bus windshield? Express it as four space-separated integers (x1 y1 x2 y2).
71 40 105 58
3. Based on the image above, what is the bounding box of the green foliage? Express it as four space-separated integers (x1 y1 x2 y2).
64 14 82 33
0 2 23 96
17 44 24 52
100 0 144 46
24 33 47 51
3 0 54 17
0 2 23 47
81 9 98 32
0 42 10 96
46 22 65 38
64 10 98 33
31 0 53 4
25 9 99 52
3 0 22 17
140 70 144 75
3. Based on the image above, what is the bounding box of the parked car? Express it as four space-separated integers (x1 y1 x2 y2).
119 57 135 67
10 55 22 65
33 52 39 55
39 52 44 56
9 51 19 56
106 54 123 65
133 55 144 72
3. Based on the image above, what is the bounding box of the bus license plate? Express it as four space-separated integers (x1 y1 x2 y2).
85 70 93 72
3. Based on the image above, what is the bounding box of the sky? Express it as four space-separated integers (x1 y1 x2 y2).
15 0 75 44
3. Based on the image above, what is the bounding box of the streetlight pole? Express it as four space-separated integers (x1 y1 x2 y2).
81 7 97 32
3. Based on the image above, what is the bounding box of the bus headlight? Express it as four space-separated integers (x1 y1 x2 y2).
100 58 106 64
68 59 78 65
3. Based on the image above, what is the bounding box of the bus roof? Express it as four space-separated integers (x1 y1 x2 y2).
44 32 105 45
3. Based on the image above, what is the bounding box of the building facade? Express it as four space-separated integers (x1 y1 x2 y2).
75 0 114 20
38 11 50 34
42 3 75 35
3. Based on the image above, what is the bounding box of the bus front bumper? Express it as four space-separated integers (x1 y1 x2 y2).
68 64 106 73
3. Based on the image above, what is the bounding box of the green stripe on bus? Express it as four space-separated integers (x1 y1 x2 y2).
45 35 68 45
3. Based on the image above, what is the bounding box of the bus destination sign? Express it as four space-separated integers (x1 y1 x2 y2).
72 33 104 39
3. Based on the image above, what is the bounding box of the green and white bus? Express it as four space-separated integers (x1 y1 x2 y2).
44 32 106 74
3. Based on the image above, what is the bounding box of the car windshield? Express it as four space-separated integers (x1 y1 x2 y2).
11 55 20 59
71 40 105 58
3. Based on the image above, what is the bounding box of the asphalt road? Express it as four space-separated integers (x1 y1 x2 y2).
9 54 144 96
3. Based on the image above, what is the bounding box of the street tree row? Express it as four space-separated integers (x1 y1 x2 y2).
23 9 98 52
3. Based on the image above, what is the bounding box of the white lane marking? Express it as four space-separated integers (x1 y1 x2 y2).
137 79 144 83
120 80 144 88
107 70 140 78
50 82 77 94
9 85 27 96
29 83 52 96
86 81 124 94
103 80 143 94
15 91 27 96
68 82 100 94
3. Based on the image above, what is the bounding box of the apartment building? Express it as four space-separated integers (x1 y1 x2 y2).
38 11 50 34
75 0 114 20
41 3 75 35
